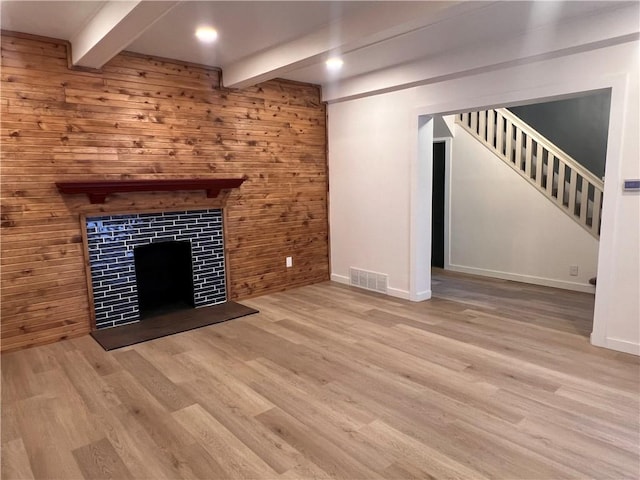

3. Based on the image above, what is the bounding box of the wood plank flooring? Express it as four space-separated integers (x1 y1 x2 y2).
2 270 639 479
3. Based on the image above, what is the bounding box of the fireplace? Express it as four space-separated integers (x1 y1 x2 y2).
134 240 195 318
84 209 226 329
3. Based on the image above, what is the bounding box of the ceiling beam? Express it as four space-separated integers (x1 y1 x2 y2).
221 1 479 89
70 0 178 69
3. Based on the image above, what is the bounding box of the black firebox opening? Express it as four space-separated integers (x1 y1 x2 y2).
134 240 195 319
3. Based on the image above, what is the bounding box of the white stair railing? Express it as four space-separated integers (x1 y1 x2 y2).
455 109 603 239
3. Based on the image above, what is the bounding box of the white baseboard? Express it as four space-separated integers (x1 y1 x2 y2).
447 264 596 293
387 287 410 300
591 333 640 356
330 273 418 301
330 273 350 285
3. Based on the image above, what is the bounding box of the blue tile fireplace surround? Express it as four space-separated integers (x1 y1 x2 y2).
85 209 226 329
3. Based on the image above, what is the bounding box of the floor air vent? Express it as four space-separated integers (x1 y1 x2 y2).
349 268 388 294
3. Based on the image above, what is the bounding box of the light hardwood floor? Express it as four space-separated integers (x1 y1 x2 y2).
2 271 639 479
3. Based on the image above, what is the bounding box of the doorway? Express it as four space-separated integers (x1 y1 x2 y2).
431 141 446 268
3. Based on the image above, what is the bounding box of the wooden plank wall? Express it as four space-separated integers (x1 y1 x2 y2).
0 34 329 352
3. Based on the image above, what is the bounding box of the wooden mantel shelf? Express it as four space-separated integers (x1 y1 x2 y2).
56 178 246 204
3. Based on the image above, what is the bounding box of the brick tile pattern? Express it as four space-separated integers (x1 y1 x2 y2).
85 209 226 329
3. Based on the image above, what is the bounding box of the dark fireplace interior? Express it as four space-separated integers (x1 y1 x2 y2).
134 240 195 318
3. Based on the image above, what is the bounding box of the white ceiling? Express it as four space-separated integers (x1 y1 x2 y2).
283 0 621 85
1 1 637 101
1 1 106 40
128 1 373 67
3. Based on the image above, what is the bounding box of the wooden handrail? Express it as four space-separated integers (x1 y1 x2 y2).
56 178 246 204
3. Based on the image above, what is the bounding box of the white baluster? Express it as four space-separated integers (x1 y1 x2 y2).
479 110 487 142
579 178 589 224
546 152 555 195
515 128 523 170
525 135 533 178
535 143 544 188
568 169 578 216
505 120 513 163
556 161 566 206
592 188 602 234
487 110 496 148
470 111 478 133
496 113 504 156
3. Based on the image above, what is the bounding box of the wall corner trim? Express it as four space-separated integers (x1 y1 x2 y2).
410 290 432 302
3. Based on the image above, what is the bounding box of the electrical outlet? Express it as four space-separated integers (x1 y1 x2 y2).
569 265 578 276
286 256 293 268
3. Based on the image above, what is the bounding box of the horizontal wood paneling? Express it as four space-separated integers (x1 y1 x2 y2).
0 34 329 352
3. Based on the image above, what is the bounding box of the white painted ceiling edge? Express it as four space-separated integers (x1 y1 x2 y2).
2 1 637 103
320 2 640 104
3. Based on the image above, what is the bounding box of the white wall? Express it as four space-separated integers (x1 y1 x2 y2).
447 121 599 292
327 40 639 355
328 88 416 298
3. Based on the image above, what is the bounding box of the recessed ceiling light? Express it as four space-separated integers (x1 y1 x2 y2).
325 57 344 71
195 27 218 43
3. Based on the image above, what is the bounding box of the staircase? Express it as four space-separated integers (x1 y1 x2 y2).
455 109 603 239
